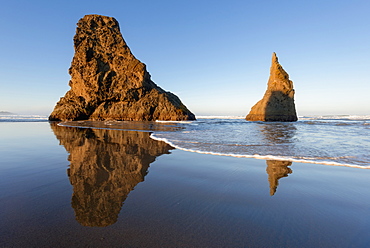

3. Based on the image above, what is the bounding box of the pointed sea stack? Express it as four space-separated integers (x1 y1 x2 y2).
49 15 195 121
246 53 297 122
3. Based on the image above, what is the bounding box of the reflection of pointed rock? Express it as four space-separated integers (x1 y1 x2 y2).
259 122 297 144
246 53 297 122
49 14 195 121
51 123 173 226
266 160 292 196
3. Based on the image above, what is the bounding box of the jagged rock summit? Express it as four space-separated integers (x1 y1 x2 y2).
49 14 195 121
246 53 297 122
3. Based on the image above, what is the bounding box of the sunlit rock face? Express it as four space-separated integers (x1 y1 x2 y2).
51 123 173 226
265 160 292 196
246 53 297 122
49 14 195 121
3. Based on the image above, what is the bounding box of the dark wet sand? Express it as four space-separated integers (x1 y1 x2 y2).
1 122 370 247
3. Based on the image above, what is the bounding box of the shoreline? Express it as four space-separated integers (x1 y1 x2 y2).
150 133 370 169
57 120 370 169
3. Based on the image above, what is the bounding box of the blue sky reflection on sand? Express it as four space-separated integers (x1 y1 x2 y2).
1 122 370 247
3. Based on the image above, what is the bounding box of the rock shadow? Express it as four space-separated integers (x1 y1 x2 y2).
50 123 173 227
263 91 297 122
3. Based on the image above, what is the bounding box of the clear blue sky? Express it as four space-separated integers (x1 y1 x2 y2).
1 0 369 116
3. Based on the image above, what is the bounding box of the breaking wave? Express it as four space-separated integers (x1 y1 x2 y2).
0 115 48 122
52 115 370 169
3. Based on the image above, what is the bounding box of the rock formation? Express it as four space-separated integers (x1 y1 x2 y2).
0 111 14 115
49 14 195 121
246 53 297 122
50 123 173 226
265 160 292 196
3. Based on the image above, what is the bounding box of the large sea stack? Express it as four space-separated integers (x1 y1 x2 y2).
246 53 297 122
49 15 195 121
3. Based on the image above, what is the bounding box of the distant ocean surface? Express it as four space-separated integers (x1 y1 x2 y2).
2 114 369 168
0 114 48 122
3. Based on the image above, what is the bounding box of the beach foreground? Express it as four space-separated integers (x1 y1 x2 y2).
1 122 370 247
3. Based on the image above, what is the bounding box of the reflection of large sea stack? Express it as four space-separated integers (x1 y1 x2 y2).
49 14 195 121
246 53 297 122
266 160 292 196
51 124 173 226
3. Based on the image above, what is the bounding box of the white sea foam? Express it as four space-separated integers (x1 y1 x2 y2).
153 117 370 168
0 115 48 122
299 115 370 121
155 120 194 124
150 133 370 169
55 116 370 169
196 116 245 119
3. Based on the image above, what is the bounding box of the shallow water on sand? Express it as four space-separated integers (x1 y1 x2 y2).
152 116 370 167
1 122 370 247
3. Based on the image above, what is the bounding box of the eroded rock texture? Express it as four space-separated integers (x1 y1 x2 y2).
49 15 195 121
51 123 173 226
246 53 297 122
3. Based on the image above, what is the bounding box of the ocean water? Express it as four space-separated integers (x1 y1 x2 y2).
0 114 48 122
2 114 369 168
152 115 370 168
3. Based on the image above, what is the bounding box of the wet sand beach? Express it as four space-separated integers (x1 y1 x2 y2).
1 122 370 247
